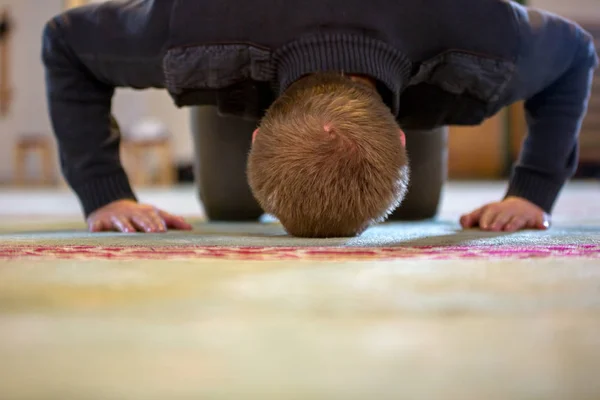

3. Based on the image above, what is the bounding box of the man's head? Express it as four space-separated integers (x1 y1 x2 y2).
247 72 409 238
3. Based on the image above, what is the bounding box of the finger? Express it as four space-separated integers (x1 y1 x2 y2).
479 207 500 230
158 210 193 230
460 206 485 228
503 216 526 232
110 215 137 233
147 210 167 232
490 211 513 232
88 218 109 232
533 212 551 230
130 214 159 233
459 214 474 228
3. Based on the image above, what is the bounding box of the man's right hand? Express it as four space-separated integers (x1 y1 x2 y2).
87 199 193 233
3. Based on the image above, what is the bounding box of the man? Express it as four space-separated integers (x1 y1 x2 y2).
42 0 597 238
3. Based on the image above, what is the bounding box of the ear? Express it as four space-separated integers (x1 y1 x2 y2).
399 129 406 147
252 128 259 144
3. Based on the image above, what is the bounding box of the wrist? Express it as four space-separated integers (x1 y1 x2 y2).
505 167 564 214
70 171 137 217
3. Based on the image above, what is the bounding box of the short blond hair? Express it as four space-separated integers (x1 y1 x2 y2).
247 73 409 237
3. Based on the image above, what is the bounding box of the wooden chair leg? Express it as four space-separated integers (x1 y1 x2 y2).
41 146 54 185
139 147 150 186
122 141 176 187
121 143 133 183
123 144 143 186
158 143 175 185
133 146 148 187
14 146 26 186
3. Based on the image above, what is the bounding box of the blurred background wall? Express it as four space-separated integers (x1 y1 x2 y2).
0 0 194 186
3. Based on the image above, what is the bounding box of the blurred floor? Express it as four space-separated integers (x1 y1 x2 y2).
0 181 599 400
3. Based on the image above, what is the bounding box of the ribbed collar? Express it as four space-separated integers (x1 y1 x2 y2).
273 32 413 115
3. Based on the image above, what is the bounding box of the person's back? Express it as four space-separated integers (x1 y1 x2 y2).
55 0 520 112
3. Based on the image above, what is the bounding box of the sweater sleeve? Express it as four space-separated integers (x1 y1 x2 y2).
42 15 136 217
506 7 598 213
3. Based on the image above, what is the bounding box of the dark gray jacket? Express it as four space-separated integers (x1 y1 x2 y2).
42 0 598 217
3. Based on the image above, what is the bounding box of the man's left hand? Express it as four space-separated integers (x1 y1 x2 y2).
460 196 551 232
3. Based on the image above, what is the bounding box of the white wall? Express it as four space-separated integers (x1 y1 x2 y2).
0 0 63 183
0 0 193 184
529 0 600 22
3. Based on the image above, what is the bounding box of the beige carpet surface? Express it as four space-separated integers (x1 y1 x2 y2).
0 181 599 399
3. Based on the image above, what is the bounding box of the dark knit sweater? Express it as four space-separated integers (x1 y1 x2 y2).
42 0 598 216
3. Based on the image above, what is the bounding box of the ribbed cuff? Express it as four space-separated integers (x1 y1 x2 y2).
505 167 565 214
72 172 137 218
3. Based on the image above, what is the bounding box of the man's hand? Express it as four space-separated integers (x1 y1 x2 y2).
460 196 551 232
87 199 193 233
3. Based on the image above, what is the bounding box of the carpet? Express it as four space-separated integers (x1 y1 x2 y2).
0 181 599 399
1 223 599 261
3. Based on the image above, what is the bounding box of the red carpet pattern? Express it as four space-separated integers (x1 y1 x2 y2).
1 244 599 261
